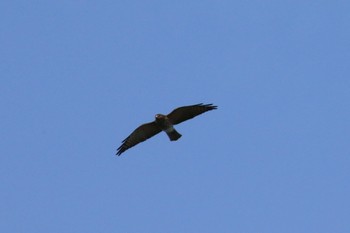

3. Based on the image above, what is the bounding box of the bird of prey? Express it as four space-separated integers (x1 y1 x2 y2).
116 103 217 156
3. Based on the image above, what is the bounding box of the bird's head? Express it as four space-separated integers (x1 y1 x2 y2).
155 114 165 119
155 114 166 123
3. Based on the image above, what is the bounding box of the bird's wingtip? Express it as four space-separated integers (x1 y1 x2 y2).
203 103 218 109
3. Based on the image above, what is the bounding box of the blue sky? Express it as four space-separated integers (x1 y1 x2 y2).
1 1 349 232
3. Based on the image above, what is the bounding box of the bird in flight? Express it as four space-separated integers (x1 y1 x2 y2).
116 103 217 156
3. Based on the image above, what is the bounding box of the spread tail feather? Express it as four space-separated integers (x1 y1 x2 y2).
167 130 182 141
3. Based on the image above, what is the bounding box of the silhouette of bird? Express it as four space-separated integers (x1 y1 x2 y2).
116 103 217 156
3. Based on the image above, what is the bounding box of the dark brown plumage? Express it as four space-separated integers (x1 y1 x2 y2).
116 103 217 156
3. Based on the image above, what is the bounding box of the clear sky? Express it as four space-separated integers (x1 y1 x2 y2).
1 1 349 233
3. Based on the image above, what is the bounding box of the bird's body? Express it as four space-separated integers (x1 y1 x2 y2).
116 103 217 156
155 114 182 141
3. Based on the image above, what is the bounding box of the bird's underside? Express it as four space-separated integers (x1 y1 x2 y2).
116 103 217 156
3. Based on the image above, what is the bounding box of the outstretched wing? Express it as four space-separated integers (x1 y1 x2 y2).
117 122 162 156
167 103 217 125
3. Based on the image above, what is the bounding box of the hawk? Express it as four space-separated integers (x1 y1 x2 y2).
116 103 217 156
